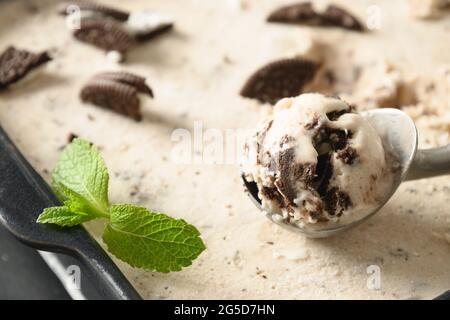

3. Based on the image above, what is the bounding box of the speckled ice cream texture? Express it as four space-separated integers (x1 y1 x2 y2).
0 0 450 300
241 93 392 226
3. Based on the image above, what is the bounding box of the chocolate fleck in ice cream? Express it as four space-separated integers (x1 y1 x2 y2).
241 93 393 226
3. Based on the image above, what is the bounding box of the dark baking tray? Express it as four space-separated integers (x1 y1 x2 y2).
0 126 141 300
0 223 71 300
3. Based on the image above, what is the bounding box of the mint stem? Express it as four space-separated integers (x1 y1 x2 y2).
95 208 110 219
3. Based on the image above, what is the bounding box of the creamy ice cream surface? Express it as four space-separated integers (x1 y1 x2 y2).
1 0 450 300
242 93 392 226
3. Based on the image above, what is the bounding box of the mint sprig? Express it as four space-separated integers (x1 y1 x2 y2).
37 139 205 273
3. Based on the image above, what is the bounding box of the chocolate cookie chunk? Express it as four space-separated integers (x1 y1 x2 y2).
59 0 130 22
275 148 316 205
267 2 320 24
314 153 333 197
74 19 134 53
61 2 174 54
260 186 285 207
267 2 365 32
93 71 153 97
80 80 141 120
80 71 153 121
0 46 51 90
337 146 358 165
322 5 365 31
307 120 357 216
240 58 318 104
322 187 352 217
326 109 350 121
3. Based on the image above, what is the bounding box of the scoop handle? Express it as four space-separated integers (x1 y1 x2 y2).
405 144 450 181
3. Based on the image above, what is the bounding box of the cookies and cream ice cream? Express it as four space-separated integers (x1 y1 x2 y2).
242 93 392 226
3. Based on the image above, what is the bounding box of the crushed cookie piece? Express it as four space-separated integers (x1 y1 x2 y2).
337 146 359 165
74 19 134 53
80 71 153 121
268 2 365 32
240 58 318 104
0 46 51 90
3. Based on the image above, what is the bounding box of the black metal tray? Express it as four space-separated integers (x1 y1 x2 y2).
0 126 141 300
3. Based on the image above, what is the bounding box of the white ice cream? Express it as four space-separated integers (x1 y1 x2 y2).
124 11 173 36
242 93 393 226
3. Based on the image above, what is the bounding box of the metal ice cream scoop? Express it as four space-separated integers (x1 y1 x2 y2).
242 108 450 238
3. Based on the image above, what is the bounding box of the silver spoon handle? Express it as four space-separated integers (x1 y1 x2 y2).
405 144 450 181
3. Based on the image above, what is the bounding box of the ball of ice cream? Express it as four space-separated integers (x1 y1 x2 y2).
241 93 392 226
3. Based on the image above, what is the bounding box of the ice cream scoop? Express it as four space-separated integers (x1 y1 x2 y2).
241 94 450 238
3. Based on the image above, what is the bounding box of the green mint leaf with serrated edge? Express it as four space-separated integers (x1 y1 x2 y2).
52 138 110 214
103 204 206 273
37 138 206 273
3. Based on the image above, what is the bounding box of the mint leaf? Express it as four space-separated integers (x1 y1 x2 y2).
37 206 93 227
37 187 103 227
53 181 109 218
103 204 206 273
52 139 109 213
37 139 206 273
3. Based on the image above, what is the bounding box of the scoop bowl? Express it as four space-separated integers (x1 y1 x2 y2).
243 108 450 238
